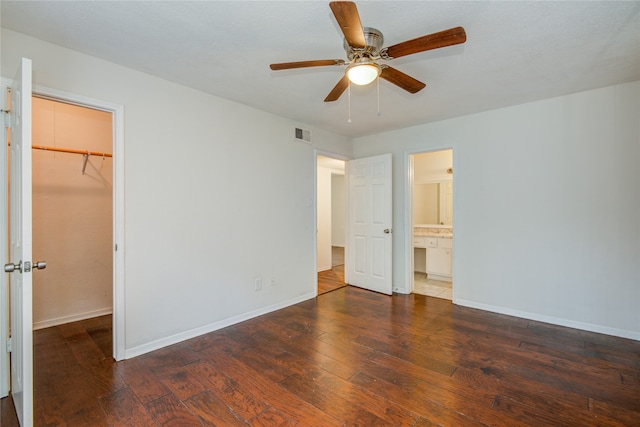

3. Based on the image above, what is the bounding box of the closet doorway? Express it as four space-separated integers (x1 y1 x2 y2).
31 96 114 342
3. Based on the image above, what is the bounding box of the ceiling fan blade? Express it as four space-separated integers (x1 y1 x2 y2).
384 27 467 59
329 1 366 48
380 67 426 94
270 59 345 70
324 75 350 102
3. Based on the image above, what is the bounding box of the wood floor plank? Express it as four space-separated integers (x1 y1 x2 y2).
278 368 420 426
348 369 486 426
0 396 20 427
238 324 363 381
507 362 640 411
318 263 345 295
249 406 298 427
119 358 172 406
157 366 206 402
180 330 248 355
184 360 270 421
202 348 343 427
183 389 247 426
588 397 640 426
98 387 158 426
145 393 203 427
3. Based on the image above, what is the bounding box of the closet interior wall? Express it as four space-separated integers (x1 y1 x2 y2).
31 97 113 329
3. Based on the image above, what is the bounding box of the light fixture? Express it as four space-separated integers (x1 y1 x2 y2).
346 58 381 86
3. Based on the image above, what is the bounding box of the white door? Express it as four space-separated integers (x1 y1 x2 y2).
6 57 34 427
347 154 393 295
439 181 453 225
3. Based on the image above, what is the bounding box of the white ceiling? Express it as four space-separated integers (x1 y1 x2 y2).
2 1 639 138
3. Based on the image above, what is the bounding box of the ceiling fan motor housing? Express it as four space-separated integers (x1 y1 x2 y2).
344 27 384 60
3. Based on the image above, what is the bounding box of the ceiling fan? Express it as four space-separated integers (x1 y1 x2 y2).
269 1 467 102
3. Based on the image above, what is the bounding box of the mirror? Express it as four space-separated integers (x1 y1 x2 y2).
414 181 453 225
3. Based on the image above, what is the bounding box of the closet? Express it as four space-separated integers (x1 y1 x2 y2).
31 97 113 330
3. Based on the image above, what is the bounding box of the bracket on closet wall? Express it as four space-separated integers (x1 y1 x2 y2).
82 153 90 175
1 109 9 128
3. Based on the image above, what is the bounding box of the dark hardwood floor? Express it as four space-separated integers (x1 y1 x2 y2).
318 246 347 295
318 264 346 295
2 287 640 426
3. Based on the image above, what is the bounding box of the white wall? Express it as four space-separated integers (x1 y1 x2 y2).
414 183 439 224
354 81 640 340
32 97 113 329
316 165 332 272
2 29 351 356
414 150 452 183
331 174 345 247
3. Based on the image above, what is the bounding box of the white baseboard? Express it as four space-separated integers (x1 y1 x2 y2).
455 298 640 341
125 291 317 359
428 274 452 282
33 307 113 330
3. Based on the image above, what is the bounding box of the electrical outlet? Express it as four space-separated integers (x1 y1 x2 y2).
254 278 262 291
270 277 277 287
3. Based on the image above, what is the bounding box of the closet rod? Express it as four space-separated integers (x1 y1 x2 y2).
8 141 113 158
31 144 112 158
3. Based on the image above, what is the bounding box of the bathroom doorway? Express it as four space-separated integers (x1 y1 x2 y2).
410 149 454 300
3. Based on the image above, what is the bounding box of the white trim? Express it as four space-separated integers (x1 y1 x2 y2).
31 85 126 361
33 308 113 331
403 153 414 295
125 292 317 359
456 299 640 341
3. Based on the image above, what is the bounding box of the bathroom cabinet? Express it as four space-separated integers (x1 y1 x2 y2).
425 237 453 281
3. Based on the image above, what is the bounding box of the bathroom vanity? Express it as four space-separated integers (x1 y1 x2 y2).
414 225 453 282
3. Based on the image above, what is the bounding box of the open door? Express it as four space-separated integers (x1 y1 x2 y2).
4 57 36 426
346 154 393 295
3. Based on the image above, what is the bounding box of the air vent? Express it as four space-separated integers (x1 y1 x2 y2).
294 127 311 143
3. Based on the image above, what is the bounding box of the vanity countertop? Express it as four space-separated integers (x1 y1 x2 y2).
417 233 453 238
414 225 452 239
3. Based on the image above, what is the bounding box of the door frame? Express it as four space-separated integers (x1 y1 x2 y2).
31 85 125 360
405 146 456 296
314 149 351 292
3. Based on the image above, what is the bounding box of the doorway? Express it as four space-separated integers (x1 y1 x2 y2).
31 96 113 330
29 86 126 362
410 149 454 300
316 154 347 294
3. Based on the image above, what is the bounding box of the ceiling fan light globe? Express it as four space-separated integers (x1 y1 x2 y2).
347 63 380 85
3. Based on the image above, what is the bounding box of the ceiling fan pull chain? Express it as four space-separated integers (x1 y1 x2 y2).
348 80 352 123
377 76 381 116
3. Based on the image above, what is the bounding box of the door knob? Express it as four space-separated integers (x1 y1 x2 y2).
4 261 22 273
4 260 46 273
384 229 392 234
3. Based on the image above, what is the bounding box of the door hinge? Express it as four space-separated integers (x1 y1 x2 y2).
1 109 9 128
6 337 12 353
